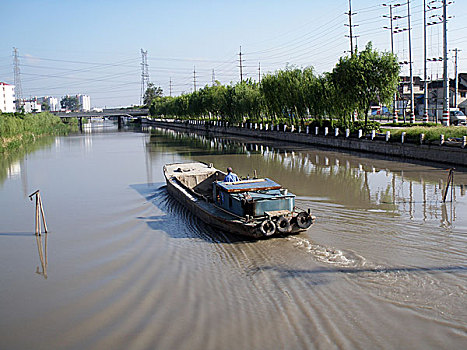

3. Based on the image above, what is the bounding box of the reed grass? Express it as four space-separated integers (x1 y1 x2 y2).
0 112 77 152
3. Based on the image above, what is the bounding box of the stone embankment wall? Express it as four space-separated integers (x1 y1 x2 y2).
147 119 467 167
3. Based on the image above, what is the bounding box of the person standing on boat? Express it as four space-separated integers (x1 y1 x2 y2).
224 167 239 182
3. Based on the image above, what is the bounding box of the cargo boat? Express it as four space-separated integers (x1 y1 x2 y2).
163 162 315 238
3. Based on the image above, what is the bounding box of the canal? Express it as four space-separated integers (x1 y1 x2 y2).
0 123 466 349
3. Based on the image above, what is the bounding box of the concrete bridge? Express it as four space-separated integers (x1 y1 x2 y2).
52 108 149 130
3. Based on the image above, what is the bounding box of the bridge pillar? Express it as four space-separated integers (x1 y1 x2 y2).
118 116 122 130
78 117 83 132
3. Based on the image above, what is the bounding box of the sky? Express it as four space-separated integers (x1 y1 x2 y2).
1 0 467 108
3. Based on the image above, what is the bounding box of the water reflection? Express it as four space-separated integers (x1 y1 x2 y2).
147 127 467 226
35 233 48 279
0 136 56 190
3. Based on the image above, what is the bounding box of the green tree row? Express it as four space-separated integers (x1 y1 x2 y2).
148 43 400 131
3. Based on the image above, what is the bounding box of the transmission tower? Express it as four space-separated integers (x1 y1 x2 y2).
238 46 243 82
13 48 23 111
193 66 197 92
258 62 261 83
140 49 149 105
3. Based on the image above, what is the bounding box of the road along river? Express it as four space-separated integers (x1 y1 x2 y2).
0 124 466 349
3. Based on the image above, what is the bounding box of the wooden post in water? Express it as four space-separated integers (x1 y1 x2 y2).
442 168 455 203
29 190 48 235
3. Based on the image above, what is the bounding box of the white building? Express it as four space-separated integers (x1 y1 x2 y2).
23 98 42 113
37 96 59 111
48 96 59 111
0 82 16 113
77 94 91 112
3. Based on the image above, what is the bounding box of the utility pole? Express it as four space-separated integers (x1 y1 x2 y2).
383 4 398 122
258 62 261 83
345 0 358 54
425 0 444 123
452 48 460 108
442 0 449 126
212 69 215 85
140 49 149 105
423 0 429 122
239 46 243 82
169 78 172 97
193 66 197 92
407 0 415 123
13 47 23 111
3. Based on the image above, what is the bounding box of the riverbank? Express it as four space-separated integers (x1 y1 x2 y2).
146 119 467 166
0 112 77 152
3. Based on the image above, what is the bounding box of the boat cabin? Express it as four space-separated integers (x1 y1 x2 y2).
213 178 295 217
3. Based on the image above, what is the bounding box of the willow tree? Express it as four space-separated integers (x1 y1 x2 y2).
260 73 283 121
331 42 400 126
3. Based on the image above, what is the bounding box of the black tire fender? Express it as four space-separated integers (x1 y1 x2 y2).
296 211 313 229
260 220 276 236
276 216 291 233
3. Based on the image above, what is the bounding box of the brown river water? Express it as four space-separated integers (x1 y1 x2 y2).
0 123 466 350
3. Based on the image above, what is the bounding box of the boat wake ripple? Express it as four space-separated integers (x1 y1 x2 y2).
287 236 367 268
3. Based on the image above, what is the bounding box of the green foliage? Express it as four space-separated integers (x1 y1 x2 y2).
0 112 75 152
330 42 400 125
143 83 164 106
386 126 467 142
60 96 80 111
41 100 50 111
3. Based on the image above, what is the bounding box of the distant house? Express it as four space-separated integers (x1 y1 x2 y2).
396 76 424 119
23 98 42 113
0 82 16 113
37 96 59 111
391 74 467 120
424 74 467 119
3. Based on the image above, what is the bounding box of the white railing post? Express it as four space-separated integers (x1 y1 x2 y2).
358 129 362 139
385 131 390 142
401 132 406 143
324 127 328 136
315 127 319 135
335 128 339 137
346 129 350 138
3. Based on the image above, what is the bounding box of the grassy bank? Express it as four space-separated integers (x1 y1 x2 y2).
383 125 467 143
0 112 78 152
